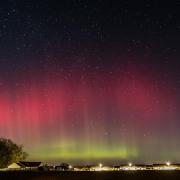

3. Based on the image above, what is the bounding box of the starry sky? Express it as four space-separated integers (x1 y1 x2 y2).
0 0 180 164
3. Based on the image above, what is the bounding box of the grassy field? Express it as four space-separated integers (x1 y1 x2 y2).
0 171 180 180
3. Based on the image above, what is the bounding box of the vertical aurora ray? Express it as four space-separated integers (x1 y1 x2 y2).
0 59 179 164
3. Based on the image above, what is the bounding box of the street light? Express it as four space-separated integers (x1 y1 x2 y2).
128 163 132 167
166 161 171 166
99 163 103 168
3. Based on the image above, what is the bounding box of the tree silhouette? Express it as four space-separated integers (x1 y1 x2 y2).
0 138 28 168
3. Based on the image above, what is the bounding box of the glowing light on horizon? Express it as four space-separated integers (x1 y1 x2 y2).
99 163 103 168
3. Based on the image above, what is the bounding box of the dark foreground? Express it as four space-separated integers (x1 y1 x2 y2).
1 171 180 180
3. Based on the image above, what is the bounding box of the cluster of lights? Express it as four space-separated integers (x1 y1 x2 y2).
127 162 171 166
73 161 175 172
71 161 180 172
95 161 172 171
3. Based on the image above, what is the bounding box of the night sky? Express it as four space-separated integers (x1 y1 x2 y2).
0 0 180 164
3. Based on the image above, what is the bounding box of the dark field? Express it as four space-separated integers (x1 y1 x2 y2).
1 171 180 180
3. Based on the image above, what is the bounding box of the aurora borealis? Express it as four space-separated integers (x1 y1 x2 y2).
0 1 180 164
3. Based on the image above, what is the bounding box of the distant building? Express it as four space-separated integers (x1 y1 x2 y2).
120 164 136 170
153 164 178 170
120 164 147 170
55 163 72 171
112 166 120 171
38 164 55 171
74 165 94 171
145 165 153 170
8 161 41 170
93 165 112 171
172 164 180 170
74 164 112 171
8 162 24 169
134 164 147 170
